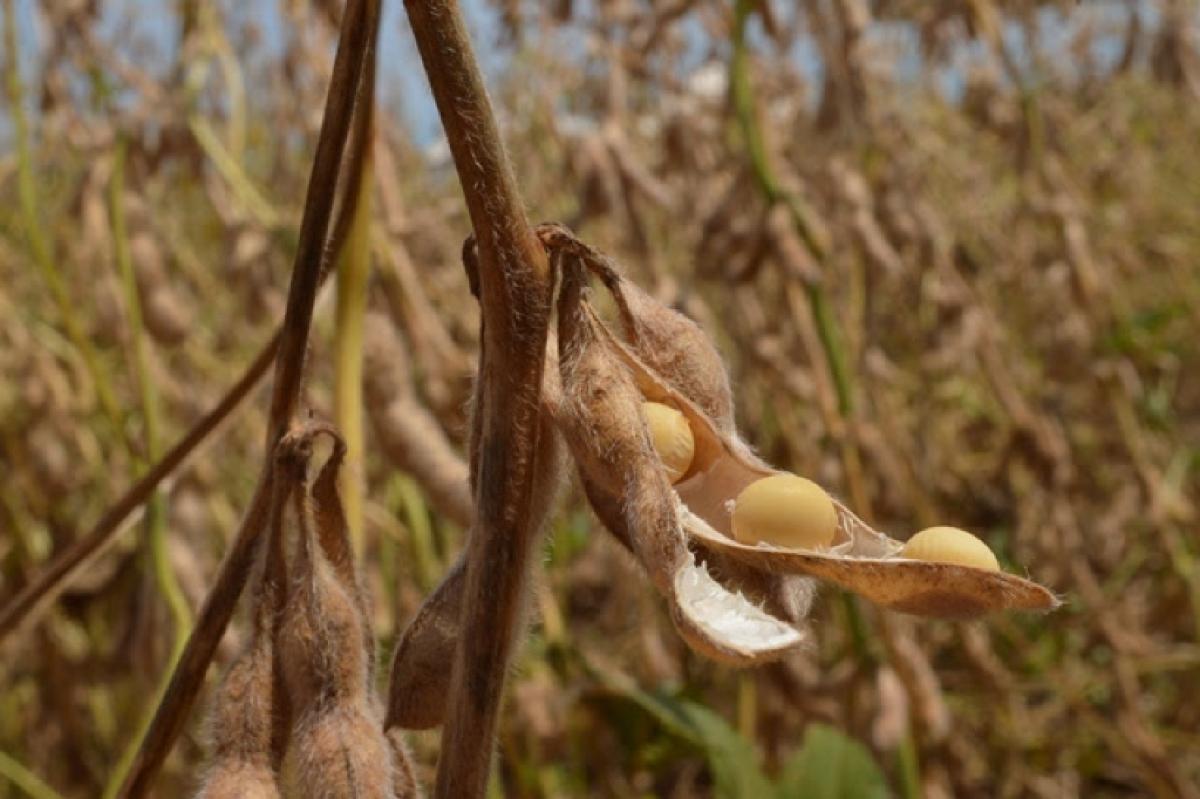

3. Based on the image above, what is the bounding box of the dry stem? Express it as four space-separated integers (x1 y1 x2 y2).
0 335 277 645
402 1 554 796
0 0 375 650
115 1 381 794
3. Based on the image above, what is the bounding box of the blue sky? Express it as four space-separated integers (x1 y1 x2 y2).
0 0 1168 149
3 0 506 146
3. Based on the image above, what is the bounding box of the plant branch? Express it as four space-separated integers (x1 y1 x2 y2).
731 0 853 415
264 1 376 449
115 1 380 794
2 0 127 445
0 334 276 645
334 135 375 553
0 27 377 644
402 1 554 796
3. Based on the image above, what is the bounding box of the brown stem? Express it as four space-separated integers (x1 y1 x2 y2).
402 1 553 796
115 2 380 795
0 0 377 652
0 334 276 645
265 3 374 446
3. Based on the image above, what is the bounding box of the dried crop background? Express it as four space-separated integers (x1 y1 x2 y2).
1 1 1198 797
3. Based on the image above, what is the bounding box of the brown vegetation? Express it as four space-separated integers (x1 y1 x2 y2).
1 1 1198 797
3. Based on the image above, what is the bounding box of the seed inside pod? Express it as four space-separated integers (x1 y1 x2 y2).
554 258 804 663
731 473 838 550
641 401 694 483
901 526 1000 572
584 302 1058 617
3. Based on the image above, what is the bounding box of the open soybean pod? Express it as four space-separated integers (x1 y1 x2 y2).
586 262 820 640
556 256 805 664
588 306 1060 620
605 275 737 435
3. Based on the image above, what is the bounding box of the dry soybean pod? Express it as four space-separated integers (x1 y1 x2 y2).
587 306 1059 620
309 428 377 674
193 470 291 799
556 256 803 664
272 427 394 798
554 241 820 631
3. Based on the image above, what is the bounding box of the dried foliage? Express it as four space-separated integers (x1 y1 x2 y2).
2 0 1199 797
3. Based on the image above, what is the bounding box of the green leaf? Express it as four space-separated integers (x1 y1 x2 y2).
674 700 774 799
777 724 890 799
585 658 772 798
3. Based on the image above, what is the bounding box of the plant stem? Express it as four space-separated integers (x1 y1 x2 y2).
737 672 757 741
896 724 923 799
2 0 126 443
101 138 193 799
731 0 895 777
730 0 853 416
109 138 193 639
116 2 380 794
402 1 554 796
334 140 374 553
731 2 828 262
395 474 440 590
188 115 280 228
0 749 64 799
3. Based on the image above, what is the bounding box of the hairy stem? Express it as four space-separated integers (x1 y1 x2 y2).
402 1 553 796
116 1 380 794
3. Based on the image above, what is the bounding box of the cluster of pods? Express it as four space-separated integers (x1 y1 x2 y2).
384 227 1059 736
194 225 1060 782
197 425 418 799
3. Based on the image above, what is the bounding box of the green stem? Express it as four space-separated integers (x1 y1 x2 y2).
0 750 64 799
737 672 757 741
731 0 899 783
731 0 852 415
731 1 828 262
395 474 439 590
840 592 874 664
808 286 854 416
201 9 248 161
896 726 923 799
0 478 42 564
730 3 781 203
187 115 280 228
334 145 374 553
101 140 193 799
